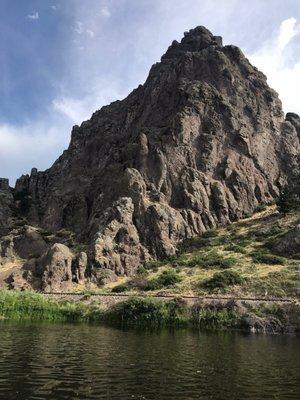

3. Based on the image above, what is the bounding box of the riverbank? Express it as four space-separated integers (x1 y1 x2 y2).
0 290 299 334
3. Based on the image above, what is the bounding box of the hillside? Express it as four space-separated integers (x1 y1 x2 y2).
106 206 300 298
0 26 299 293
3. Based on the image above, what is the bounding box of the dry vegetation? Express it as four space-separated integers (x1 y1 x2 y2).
106 206 300 298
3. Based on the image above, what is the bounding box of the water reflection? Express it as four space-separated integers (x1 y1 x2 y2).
0 322 299 399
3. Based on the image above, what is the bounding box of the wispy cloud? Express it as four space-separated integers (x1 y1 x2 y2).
86 29 95 38
74 21 84 34
74 22 95 38
27 11 39 20
248 17 300 114
0 118 70 184
100 7 111 18
50 5 57 11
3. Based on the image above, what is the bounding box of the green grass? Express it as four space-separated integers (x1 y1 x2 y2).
0 290 298 332
192 307 239 329
0 290 103 322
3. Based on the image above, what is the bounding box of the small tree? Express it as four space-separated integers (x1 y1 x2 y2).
277 157 300 214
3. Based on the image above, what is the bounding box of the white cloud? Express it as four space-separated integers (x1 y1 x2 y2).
86 29 95 38
248 17 300 115
52 97 89 123
50 5 57 11
0 119 70 185
52 81 124 124
27 12 39 20
74 21 84 34
74 22 95 38
100 7 111 18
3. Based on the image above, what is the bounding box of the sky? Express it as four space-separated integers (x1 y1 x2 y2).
0 0 299 185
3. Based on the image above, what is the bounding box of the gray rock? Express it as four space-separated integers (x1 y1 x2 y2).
1 26 299 286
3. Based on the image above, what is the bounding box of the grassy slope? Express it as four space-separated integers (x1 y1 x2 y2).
106 206 300 298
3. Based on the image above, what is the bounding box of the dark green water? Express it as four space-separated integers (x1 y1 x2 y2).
0 323 299 400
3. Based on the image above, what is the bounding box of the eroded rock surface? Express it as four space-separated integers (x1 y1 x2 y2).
1 26 299 290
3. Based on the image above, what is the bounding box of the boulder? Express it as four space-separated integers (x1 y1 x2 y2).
38 243 74 293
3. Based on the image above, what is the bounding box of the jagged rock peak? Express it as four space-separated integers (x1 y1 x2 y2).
1 26 299 291
162 25 223 60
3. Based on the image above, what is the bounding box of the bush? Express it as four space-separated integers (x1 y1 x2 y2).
224 243 247 254
187 251 237 269
193 307 238 329
251 252 286 265
111 283 130 293
277 161 300 214
254 204 267 213
145 269 182 291
202 230 219 238
202 270 244 291
106 297 189 326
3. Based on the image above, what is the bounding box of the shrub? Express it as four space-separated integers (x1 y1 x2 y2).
111 283 130 293
107 297 190 326
224 243 247 254
254 204 267 213
144 260 164 272
187 251 237 269
202 229 219 238
193 307 238 329
277 160 300 214
202 270 244 290
107 297 168 326
251 252 286 265
145 269 182 290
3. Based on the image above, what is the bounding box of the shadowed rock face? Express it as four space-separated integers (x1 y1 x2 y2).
2 26 300 284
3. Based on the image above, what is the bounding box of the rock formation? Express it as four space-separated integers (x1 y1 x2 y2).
0 26 299 291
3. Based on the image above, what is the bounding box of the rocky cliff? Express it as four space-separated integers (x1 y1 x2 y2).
1 26 299 291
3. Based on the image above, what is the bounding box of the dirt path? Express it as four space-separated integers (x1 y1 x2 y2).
43 292 296 309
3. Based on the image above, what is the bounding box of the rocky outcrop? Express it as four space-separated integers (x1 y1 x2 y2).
37 243 74 293
0 179 13 236
0 226 48 265
1 26 299 288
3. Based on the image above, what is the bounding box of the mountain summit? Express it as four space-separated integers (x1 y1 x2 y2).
0 26 299 291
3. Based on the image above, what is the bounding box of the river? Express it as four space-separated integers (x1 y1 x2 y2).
0 322 299 399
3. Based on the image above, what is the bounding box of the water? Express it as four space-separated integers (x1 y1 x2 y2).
0 323 299 400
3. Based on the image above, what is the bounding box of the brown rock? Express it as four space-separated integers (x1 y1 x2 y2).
1 26 299 286
38 243 74 293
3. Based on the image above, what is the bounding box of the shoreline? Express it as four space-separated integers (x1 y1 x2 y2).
0 290 299 335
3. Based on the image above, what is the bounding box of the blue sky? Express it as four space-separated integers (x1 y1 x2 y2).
1 0 300 184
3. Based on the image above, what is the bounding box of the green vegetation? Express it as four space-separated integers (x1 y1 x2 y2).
251 252 286 265
202 270 244 291
107 206 299 298
185 251 237 269
0 290 103 322
193 307 238 329
106 297 189 327
277 160 300 214
0 290 298 332
112 269 182 293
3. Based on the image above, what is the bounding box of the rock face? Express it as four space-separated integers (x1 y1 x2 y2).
0 226 48 264
1 26 299 289
0 179 13 236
